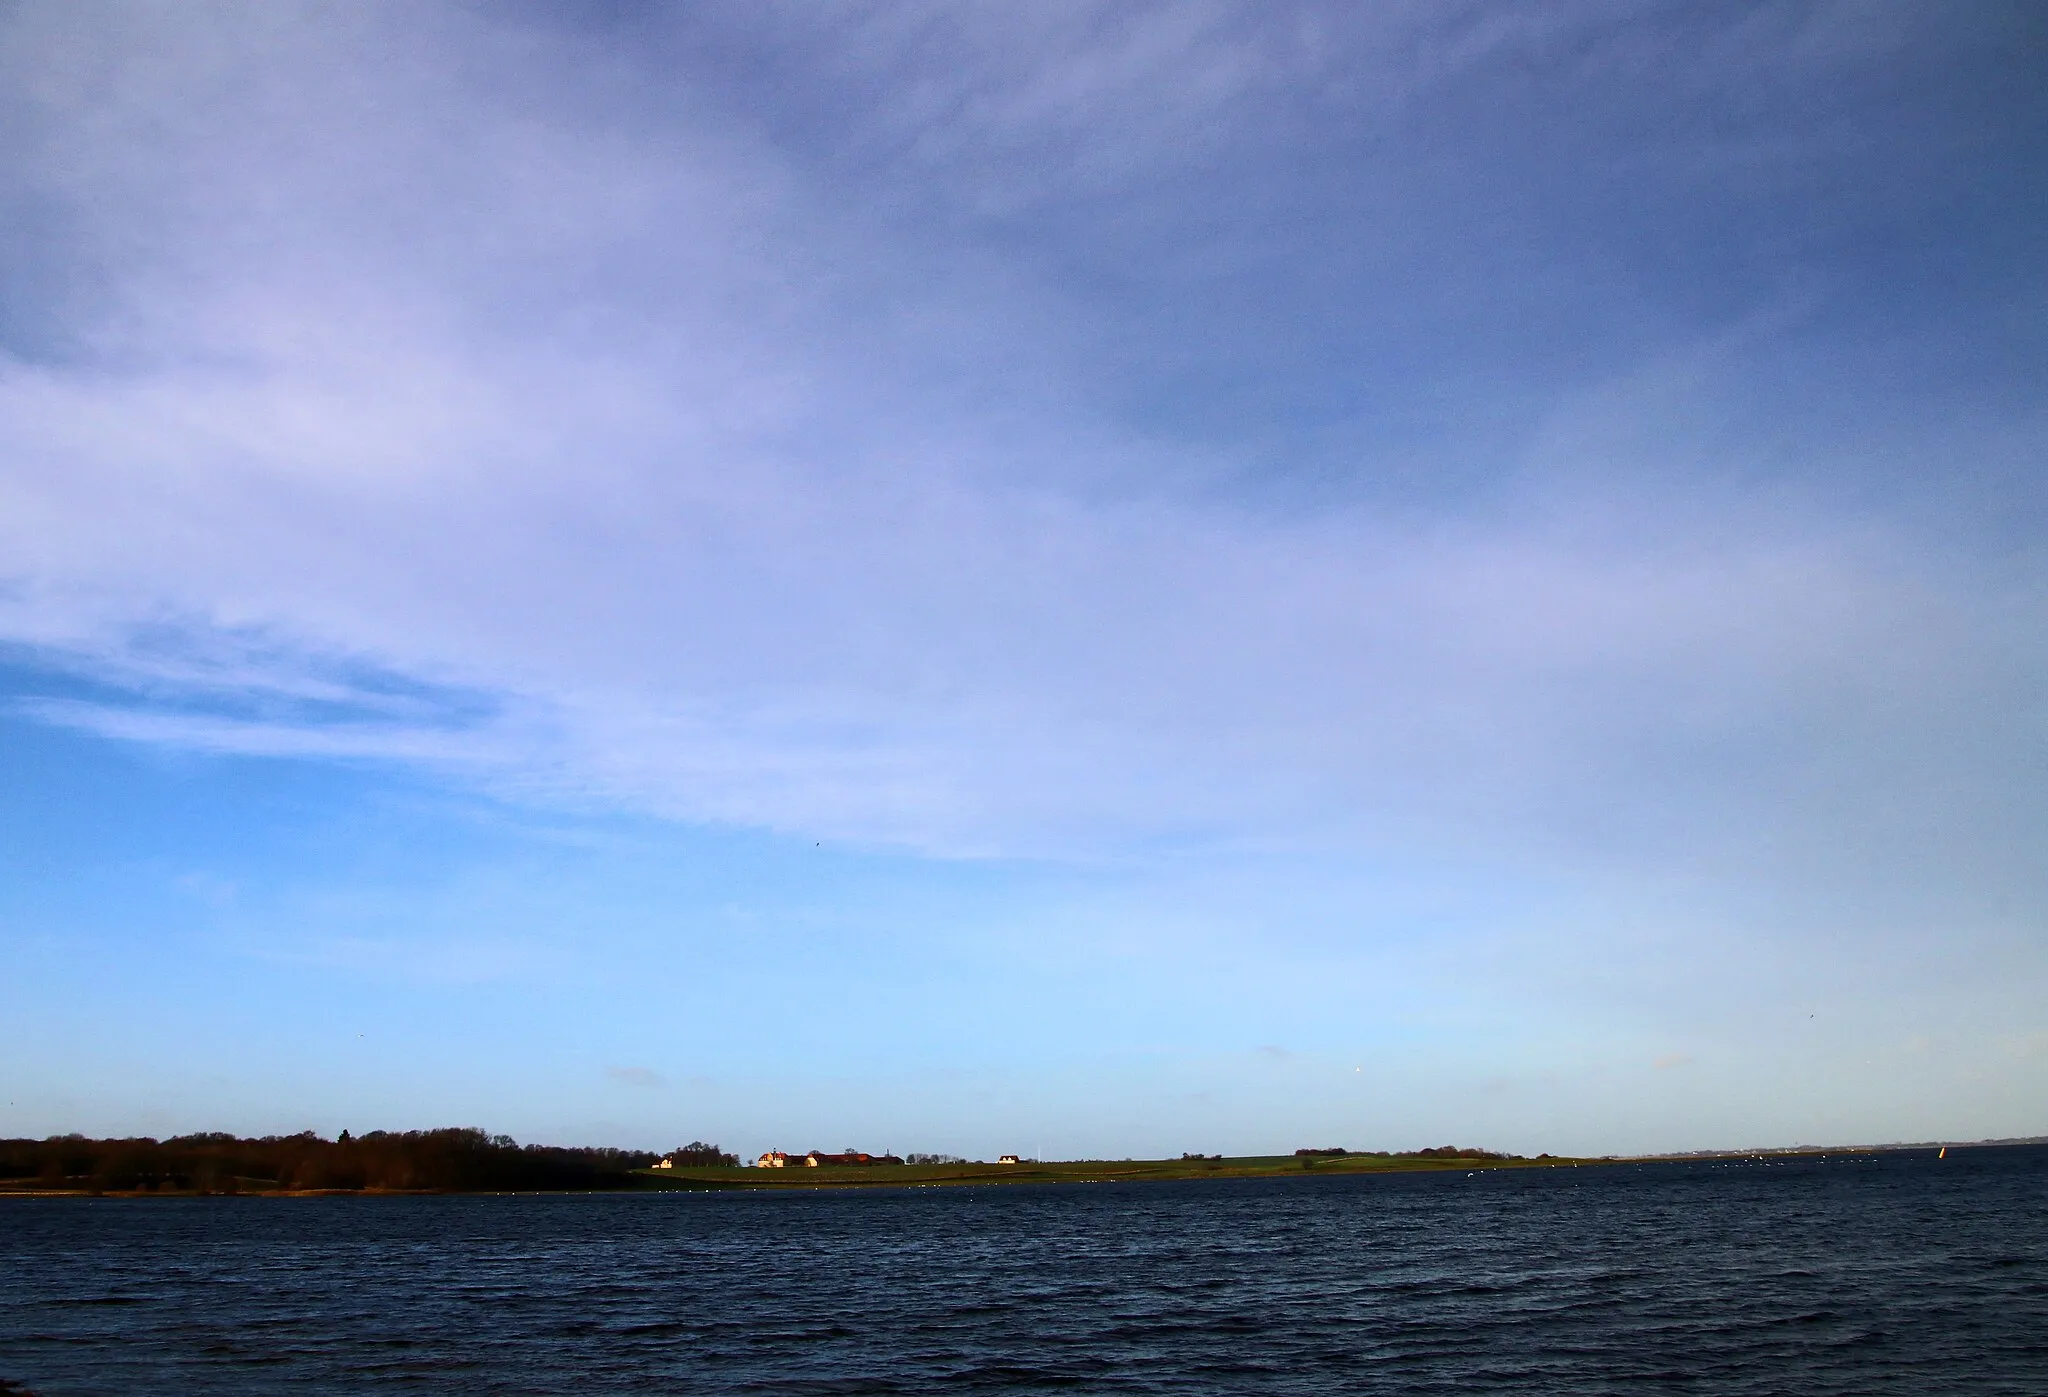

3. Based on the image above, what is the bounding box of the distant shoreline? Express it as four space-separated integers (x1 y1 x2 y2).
629 1151 1592 1192
0 1151 1596 1197
6 1140 2029 1199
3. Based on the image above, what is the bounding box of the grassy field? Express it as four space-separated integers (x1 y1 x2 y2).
630 1152 1600 1191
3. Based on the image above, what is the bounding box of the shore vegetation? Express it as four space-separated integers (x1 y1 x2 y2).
0 1129 658 1194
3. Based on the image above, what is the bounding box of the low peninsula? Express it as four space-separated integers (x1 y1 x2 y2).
0 1131 1587 1196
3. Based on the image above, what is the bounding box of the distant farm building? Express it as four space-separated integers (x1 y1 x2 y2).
997 1154 1021 1165
754 1148 901 1167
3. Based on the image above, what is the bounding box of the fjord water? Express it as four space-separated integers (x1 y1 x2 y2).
3 1148 2043 1394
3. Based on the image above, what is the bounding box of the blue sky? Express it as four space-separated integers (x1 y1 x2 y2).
2 2 2044 1157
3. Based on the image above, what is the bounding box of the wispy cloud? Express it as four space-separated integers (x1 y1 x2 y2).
2 2 2043 909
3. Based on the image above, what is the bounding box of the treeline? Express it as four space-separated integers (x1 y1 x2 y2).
0 1129 660 1193
1408 1146 1516 1160
1295 1146 1520 1160
667 1141 738 1166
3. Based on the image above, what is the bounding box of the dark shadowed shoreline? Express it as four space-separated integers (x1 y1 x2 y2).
7 1131 2027 1198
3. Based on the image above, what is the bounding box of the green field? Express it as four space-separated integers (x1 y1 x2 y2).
630 1152 1599 1191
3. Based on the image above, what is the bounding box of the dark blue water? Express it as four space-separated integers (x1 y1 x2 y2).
3 1147 2044 1394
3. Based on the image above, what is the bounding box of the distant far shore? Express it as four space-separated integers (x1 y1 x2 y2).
615 1139 2040 1193
4 1136 2035 1199
630 1151 1591 1192
0 1150 1599 1198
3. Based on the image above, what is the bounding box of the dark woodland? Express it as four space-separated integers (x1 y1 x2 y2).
0 1129 671 1193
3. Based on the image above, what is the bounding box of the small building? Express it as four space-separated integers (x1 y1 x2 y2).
756 1151 791 1168
653 1157 674 1170
997 1154 1021 1165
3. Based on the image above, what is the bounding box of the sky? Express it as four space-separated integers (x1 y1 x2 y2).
2 1 2045 1159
